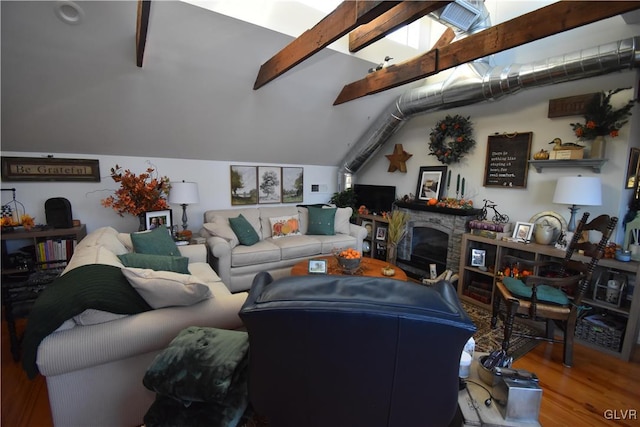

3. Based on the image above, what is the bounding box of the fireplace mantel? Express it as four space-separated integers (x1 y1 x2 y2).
395 202 481 217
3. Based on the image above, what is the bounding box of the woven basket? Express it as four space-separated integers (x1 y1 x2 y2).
575 314 625 351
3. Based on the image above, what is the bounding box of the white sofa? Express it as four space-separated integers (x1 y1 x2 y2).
31 226 248 427
200 205 367 292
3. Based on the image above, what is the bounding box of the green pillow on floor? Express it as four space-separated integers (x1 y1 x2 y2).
502 276 569 305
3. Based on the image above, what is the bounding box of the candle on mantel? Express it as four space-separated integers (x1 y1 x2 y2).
447 170 452 189
461 178 465 198
456 174 460 192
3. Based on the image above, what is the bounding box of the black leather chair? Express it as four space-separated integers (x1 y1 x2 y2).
239 273 476 427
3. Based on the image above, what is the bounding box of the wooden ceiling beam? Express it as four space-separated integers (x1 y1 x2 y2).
335 1 640 105
135 0 151 67
254 1 400 90
349 1 452 53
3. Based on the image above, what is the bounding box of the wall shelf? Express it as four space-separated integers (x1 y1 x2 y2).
528 159 607 173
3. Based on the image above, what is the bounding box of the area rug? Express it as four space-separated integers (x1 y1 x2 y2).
461 300 544 360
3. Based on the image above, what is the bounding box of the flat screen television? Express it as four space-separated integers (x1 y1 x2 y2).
353 184 396 214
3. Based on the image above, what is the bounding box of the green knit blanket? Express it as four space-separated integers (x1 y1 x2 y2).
22 264 152 379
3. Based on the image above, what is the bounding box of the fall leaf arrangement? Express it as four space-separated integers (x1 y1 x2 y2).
570 88 636 139
1 214 35 230
101 164 171 217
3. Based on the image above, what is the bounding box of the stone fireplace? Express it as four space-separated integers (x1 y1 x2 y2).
395 202 479 280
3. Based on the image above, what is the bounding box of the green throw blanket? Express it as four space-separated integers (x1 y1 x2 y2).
22 264 152 379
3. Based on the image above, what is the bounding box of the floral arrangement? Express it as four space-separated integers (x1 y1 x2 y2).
570 88 636 139
101 164 170 217
1 214 35 230
428 115 476 164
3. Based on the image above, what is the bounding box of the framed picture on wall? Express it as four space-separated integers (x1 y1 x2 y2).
415 166 447 201
376 226 387 241
258 166 282 204
625 147 640 189
230 166 258 205
282 167 304 203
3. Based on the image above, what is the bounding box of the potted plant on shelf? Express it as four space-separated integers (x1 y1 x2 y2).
570 88 636 159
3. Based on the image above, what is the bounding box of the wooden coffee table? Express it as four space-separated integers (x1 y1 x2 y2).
291 255 407 281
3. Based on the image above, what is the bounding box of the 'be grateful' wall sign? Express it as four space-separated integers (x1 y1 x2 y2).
1 157 100 182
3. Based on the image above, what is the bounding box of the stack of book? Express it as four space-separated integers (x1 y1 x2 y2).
468 220 512 239
35 238 78 269
463 280 492 304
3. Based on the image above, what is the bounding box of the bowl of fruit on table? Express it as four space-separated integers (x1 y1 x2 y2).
335 248 362 273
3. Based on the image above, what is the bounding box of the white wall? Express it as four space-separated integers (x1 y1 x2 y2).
0 153 338 234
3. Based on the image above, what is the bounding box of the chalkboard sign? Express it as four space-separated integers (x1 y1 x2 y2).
483 132 532 188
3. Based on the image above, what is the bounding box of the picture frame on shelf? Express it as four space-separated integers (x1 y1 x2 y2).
361 220 373 238
376 226 387 241
145 210 173 231
471 249 486 267
308 259 327 274
512 221 534 242
415 166 447 201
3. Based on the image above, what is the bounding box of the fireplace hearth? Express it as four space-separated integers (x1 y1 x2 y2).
394 202 479 280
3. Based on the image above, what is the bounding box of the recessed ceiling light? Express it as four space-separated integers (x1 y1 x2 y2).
54 1 84 25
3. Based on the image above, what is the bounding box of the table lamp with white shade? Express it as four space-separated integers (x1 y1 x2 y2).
552 176 602 231
169 181 200 232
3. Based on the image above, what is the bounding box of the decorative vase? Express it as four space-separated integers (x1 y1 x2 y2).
590 135 606 159
386 243 397 265
534 224 555 245
138 214 146 231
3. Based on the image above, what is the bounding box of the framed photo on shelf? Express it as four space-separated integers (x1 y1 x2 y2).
308 259 327 274
415 166 447 201
376 226 387 241
361 221 373 238
471 249 486 267
512 221 534 242
145 210 173 231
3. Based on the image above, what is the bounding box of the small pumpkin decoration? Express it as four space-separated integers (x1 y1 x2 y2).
533 149 550 160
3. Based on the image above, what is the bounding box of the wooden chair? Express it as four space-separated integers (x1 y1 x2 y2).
490 212 618 367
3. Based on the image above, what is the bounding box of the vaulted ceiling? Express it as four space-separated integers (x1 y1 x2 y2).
2 1 639 167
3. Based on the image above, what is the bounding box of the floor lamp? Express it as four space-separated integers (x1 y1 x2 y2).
552 176 602 231
169 181 200 234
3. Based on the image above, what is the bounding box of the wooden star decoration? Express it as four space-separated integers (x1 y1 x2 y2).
385 144 412 173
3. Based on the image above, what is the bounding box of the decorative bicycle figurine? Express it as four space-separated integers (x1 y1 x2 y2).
477 199 509 224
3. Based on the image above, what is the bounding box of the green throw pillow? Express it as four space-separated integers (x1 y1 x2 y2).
228 214 259 246
131 227 181 256
118 253 190 274
307 206 336 235
502 276 570 305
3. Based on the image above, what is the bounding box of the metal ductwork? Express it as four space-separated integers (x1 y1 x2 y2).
337 6 640 190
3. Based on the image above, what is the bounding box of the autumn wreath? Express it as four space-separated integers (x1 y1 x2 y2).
428 114 475 164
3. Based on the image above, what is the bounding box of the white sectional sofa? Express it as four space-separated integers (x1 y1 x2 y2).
200 205 367 292
27 226 248 427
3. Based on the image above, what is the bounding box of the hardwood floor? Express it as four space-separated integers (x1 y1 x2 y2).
2 317 639 426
